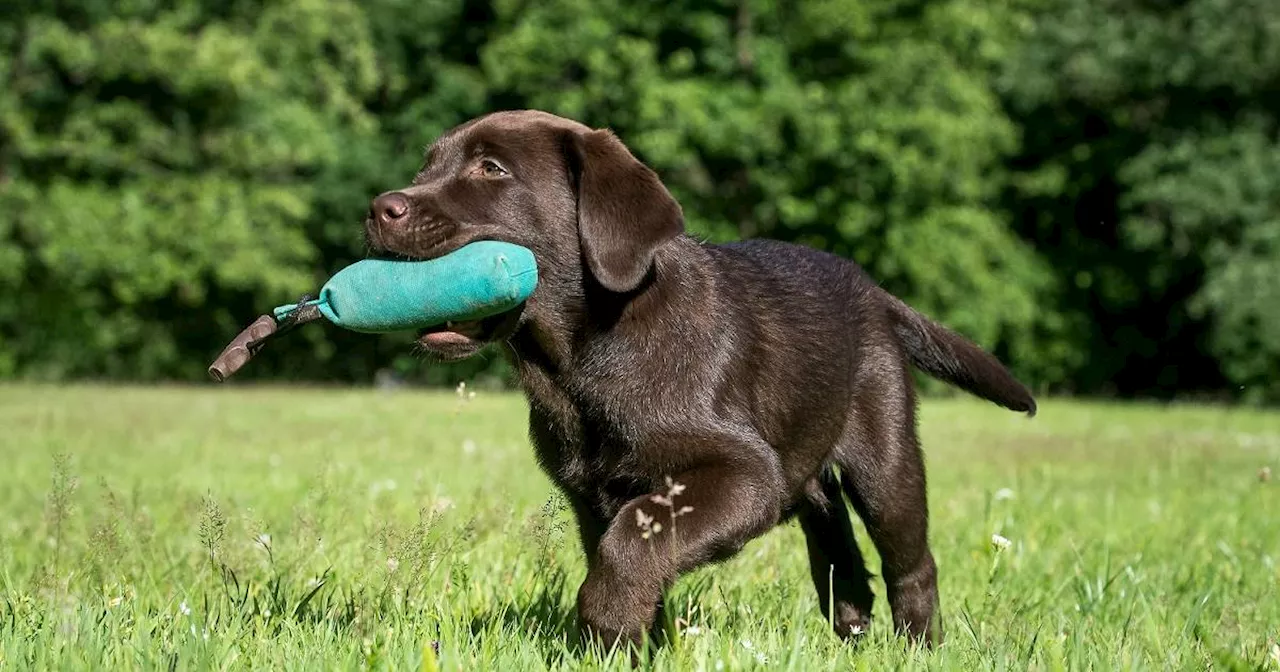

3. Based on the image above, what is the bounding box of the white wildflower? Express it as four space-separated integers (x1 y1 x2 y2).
179 601 191 617
386 557 400 573
432 497 454 514
991 533 1012 551
636 508 659 539
740 639 766 663
255 533 271 547
108 596 123 608
994 488 1015 501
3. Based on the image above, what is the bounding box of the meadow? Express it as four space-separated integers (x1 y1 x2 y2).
1 384 1277 670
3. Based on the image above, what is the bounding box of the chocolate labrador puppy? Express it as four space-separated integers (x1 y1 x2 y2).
364 110 1036 649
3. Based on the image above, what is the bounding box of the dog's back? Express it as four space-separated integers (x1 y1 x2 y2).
709 238 1035 417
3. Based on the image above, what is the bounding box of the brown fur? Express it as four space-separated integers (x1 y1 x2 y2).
364 109 1037 650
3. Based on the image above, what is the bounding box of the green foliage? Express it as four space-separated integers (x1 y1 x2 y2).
1 0 375 379
1122 124 1280 399
479 0 1049 370
999 0 1280 400
1 0 1278 399
2 386 1278 668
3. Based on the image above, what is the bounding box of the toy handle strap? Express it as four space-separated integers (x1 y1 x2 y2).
207 294 326 382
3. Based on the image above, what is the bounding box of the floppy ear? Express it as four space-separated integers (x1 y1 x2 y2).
564 128 684 293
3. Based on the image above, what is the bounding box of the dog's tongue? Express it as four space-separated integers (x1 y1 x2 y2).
420 330 473 346
419 320 483 345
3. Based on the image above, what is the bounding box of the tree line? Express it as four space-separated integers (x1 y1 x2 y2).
2 0 1277 402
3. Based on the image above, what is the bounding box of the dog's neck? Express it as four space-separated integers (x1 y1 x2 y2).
505 236 716 391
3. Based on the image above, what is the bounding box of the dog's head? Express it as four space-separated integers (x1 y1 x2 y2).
365 110 685 361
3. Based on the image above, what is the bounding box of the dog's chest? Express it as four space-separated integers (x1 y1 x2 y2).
522 375 655 513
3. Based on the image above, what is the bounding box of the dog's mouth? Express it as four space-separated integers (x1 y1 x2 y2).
414 313 514 361
369 235 525 357
417 317 489 348
415 308 524 360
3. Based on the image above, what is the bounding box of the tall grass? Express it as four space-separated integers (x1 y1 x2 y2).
1 384 1277 670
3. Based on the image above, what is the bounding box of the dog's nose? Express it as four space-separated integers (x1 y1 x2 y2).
371 192 410 226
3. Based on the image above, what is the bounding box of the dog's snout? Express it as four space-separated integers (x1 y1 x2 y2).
371 192 410 227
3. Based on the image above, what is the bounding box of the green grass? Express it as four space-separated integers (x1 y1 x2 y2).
1 384 1278 671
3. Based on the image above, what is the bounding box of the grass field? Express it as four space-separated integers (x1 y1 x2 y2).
1 384 1278 670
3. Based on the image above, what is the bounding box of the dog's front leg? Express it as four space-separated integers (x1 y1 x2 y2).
575 457 781 650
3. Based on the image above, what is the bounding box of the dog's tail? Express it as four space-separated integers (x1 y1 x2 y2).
884 293 1037 417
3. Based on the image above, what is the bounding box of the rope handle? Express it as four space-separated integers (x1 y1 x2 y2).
207 294 327 382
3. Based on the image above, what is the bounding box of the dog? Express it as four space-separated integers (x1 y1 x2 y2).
364 109 1037 649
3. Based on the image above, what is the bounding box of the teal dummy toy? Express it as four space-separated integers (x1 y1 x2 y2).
208 241 538 381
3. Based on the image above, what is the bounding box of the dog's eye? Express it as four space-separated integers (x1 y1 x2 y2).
480 159 508 178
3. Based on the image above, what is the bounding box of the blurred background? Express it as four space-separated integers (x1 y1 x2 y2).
1 0 1276 402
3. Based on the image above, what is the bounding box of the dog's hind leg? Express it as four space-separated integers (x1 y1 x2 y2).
833 346 942 646
798 466 875 639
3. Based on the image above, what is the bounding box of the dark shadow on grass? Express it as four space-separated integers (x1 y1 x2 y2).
467 568 593 668
466 569 727 669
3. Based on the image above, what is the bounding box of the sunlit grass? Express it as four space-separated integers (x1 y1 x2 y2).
1 384 1278 670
